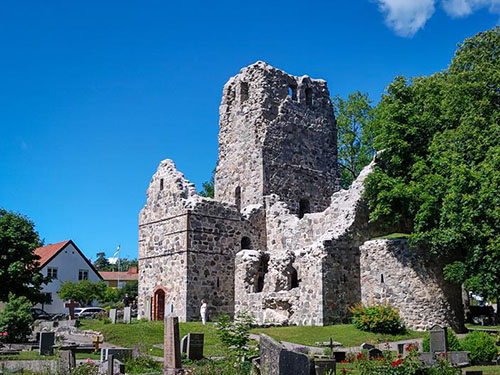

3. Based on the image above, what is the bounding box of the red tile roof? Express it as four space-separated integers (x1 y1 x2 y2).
100 267 138 282
35 240 71 267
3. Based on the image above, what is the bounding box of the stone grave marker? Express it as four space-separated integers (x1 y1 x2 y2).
100 348 133 362
187 333 204 360
123 306 132 324
180 335 188 354
57 347 76 375
39 331 55 356
429 325 447 354
259 334 315 375
64 300 80 320
109 309 117 324
368 348 383 359
145 298 152 321
164 316 182 373
165 302 174 318
107 354 115 375
360 342 375 350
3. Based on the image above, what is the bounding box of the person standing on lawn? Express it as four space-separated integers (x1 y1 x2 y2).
200 299 208 325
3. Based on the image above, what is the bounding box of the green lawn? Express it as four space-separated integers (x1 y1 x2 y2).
79 320 225 357
0 351 100 361
252 324 426 347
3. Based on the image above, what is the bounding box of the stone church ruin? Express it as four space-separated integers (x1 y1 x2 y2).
138 61 464 331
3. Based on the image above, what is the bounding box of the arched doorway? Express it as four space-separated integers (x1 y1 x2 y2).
153 288 166 321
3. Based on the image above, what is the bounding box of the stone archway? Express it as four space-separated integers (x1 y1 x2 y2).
153 287 166 321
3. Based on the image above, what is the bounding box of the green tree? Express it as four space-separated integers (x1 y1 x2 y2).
118 280 138 300
199 169 215 198
0 208 50 304
0 293 34 343
58 280 107 306
333 91 375 188
94 252 111 271
365 27 500 316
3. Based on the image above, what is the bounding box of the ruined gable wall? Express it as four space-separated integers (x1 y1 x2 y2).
360 239 465 332
138 160 196 321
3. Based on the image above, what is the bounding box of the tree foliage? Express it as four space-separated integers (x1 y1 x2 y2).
0 208 50 304
333 91 375 188
58 280 107 306
365 28 500 303
199 169 215 198
0 293 34 343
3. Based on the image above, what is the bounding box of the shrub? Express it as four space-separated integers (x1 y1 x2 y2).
461 331 498 363
215 311 256 358
125 355 162 373
422 329 462 352
0 293 33 343
350 302 405 334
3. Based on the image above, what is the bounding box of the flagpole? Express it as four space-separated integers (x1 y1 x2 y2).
114 245 121 288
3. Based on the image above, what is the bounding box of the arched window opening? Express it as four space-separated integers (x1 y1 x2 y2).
305 88 312 106
380 274 384 283
241 236 252 250
240 82 249 102
235 186 241 211
160 179 164 191
216 277 220 288
254 254 269 293
289 267 299 289
288 85 297 101
299 198 310 219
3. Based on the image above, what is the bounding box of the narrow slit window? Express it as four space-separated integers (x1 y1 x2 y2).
241 82 249 102
299 198 310 219
305 88 312 106
288 85 297 101
235 186 241 211
160 179 164 191
380 274 384 283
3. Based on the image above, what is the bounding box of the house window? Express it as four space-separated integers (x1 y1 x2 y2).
79 269 89 280
47 267 58 279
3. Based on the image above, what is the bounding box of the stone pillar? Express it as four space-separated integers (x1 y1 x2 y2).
164 316 182 374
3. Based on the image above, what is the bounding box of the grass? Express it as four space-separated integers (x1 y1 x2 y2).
374 233 410 240
252 324 426 347
0 351 101 361
335 363 500 375
79 319 225 357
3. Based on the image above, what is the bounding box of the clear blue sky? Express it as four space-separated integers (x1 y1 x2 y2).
0 1 498 260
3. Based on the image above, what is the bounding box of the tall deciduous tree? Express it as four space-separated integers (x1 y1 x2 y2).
0 209 50 304
333 91 375 188
365 28 500 313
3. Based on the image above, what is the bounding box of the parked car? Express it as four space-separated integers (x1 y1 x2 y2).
31 308 53 321
74 307 106 319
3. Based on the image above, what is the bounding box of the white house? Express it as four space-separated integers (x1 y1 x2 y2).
34 240 102 314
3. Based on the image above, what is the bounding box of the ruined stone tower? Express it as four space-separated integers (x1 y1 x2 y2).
215 61 340 215
138 62 464 332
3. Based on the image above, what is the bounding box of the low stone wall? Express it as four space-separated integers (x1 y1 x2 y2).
360 239 465 332
0 360 57 373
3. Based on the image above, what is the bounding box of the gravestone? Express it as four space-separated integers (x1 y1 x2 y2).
39 331 55 356
109 309 117 324
100 348 133 362
64 300 80 320
180 335 188 354
57 347 76 375
259 334 315 375
145 298 152 321
397 344 405 355
187 333 204 360
107 354 115 375
360 343 375 350
165 303 174 318
332 351 346 362
429 325 448 354
164 316 182 373
314 358 336 375
368 348 383 359
123 307 132 324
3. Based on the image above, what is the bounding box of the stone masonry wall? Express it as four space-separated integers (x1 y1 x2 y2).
360 239 465 332
215 61 340 214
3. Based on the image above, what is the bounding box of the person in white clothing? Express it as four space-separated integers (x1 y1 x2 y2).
200 299 208 325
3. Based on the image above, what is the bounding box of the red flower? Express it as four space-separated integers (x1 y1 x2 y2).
391 359 403 367
341 360 349 363
397 354 402 358
356 352 363 360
